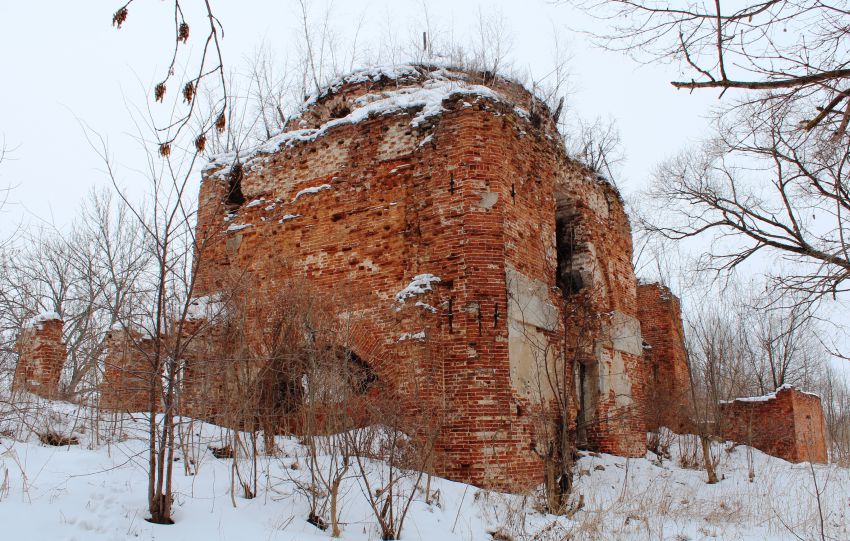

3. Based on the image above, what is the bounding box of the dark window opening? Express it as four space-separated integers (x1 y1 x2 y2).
556 215 583 294
226 161 245 206
529 109 542 128
330 104 351 119
273 369 304 414
345 350 377 394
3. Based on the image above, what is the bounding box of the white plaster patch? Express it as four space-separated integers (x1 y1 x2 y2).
476 192 499 210
505 266 557 331
603 311 643 356
508 318 557 403
596 347 635 409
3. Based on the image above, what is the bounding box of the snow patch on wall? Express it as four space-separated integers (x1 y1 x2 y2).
395 274 441 303
414 301 437 313
292 184 333 201
397 330 426 342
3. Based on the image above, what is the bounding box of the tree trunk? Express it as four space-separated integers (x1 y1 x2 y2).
700 435 719 484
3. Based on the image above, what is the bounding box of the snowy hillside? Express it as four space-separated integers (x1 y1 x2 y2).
0 397 847 541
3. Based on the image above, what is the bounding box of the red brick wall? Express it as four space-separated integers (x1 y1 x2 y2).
555 167 648 457
636 283 692 431
178 318 231 422
13 318 66 399
100 329 161 413
720 386 828 463
179 67 649 490
791 389 829 463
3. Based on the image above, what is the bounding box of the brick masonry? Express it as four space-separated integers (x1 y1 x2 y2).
720 386 828 463
636 283 691 432
87 65 832 488
183 66 649 490
100 328 161 413
13 316 66 399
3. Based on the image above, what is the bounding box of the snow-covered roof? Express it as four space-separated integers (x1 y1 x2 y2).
720 384 821 404
203 71 507 178
200 63 620 195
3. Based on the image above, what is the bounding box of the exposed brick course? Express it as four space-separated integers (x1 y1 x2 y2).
181 67 650 490
13 317 66 399
720 386 828 463
636 283 691 431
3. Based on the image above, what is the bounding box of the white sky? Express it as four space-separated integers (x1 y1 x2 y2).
0 0 716 229
0 1 847 376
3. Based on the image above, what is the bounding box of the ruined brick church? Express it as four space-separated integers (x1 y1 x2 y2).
13 65 828 490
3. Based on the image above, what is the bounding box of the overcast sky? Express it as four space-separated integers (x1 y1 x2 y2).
0 1 718 229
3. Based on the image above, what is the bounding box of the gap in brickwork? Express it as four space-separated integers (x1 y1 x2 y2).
555 213 583 295
226 162 246 206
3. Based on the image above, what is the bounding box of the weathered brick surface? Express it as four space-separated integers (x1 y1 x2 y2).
179 67 652 490
720 386 828 463
100 329 161 412
90 66 833 482
636 283 691 431
555 169 648 458
13 317 66 399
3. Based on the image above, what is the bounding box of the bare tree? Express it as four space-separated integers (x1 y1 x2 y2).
111 1 228 151
565 116 624 182
818 366 850 465
568 0 850 306
570 1 850 135
346 389 439 541
644 116 850 303
0 189 152 401
86 114 218 523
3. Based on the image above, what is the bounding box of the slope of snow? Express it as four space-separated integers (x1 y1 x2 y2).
0 397 847 541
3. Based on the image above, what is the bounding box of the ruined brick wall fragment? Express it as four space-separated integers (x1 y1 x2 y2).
636 283 692 432
13 314 66 399
100 328 161 413
720 386 828 463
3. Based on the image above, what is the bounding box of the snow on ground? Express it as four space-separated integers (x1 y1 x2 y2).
0 396 848 541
